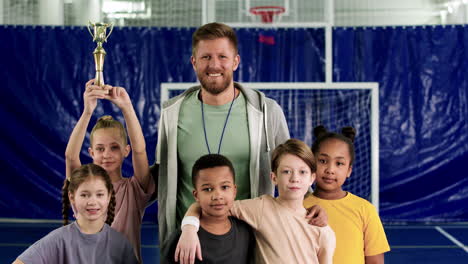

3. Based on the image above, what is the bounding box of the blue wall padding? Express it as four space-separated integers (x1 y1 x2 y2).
0 25 466 222
334 26 468 222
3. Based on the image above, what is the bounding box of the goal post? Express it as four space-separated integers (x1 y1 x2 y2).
160 82 380 210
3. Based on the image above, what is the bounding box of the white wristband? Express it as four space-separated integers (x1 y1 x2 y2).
181 216 200 231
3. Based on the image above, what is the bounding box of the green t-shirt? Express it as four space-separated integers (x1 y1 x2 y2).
177 90 251 221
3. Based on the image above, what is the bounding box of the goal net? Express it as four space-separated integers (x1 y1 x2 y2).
161 82 379 209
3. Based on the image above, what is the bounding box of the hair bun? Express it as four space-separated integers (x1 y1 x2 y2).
97 115 114 122
341 127 356 142
313 125 328 138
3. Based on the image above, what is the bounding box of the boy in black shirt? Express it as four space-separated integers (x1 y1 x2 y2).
163 154 254 264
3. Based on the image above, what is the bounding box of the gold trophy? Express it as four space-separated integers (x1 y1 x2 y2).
87 21 113 91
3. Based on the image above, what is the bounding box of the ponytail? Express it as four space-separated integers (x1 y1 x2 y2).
313 125 328 139
341 126 356 143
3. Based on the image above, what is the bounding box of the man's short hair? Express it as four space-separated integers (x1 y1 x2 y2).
192 22 238 56
192 154 236 187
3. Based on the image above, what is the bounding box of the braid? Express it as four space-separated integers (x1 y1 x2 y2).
106 189 116 225
61 178 71 226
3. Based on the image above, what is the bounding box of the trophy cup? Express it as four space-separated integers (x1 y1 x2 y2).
87 21 114 92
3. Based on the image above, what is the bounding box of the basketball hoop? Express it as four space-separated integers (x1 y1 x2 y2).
249 6 285 23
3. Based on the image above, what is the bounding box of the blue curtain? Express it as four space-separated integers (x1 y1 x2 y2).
0 25 466 222
334 25 468 222
0 26 324 221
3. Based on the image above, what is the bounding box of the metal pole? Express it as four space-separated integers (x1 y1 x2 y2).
325 0 334 83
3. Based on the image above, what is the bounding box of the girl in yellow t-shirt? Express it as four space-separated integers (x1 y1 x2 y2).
303 125 390 264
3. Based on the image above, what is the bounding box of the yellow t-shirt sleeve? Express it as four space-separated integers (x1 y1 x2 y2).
363 203 391 256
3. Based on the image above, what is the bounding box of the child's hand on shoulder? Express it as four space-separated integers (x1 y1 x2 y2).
306 204 328 227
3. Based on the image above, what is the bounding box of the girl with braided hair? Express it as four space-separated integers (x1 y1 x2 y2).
13 164 138 264
64 80 155 263
303 125 390 264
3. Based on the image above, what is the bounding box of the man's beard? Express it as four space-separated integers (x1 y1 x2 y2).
197 71 233 95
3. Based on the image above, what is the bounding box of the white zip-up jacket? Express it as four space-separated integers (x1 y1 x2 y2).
154 82 290 248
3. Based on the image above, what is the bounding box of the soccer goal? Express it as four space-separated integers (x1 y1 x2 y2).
160 82 379 210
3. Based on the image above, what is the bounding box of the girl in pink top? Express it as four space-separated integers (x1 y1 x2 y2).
65 79 155 263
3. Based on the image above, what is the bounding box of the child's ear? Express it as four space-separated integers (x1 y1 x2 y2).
88 147 94 158
233 184 238 198
270 172 278 185
192 189 199 202
347 166 353 178
310 172 316 184
68 192 74 204
124 145 131 158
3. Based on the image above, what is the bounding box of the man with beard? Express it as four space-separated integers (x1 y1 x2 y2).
153 22 290 251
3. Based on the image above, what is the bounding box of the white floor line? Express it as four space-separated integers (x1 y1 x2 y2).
435 226 468 253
